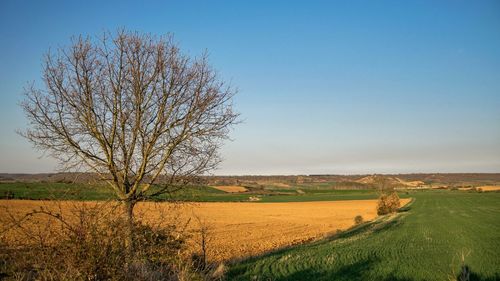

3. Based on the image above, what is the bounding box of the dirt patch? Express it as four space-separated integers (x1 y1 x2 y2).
212 185 248 193
1 198 410 262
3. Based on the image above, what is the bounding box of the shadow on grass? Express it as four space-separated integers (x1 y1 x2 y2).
324 211 407 242
455 265 500 281
271 257 416 281
227 212 409 280
397 198 415 213
231 256 417 281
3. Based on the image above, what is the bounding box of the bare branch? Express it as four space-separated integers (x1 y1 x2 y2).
21 30 239 205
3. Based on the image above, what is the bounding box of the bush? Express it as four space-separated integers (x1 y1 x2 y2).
354 215 364 225
0 202 201 281
377 192 401 215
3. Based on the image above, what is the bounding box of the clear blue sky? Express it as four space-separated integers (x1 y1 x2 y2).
1 0 499 175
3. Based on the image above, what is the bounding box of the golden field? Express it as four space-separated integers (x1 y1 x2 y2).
476 185 500 191
211 185 248 193
0 199 410 262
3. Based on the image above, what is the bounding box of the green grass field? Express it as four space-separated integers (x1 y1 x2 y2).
0 182 400 202
227 191 500 281
0 182 115 200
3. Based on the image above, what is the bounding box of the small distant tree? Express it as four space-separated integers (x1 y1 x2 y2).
377 192 401 215
21 30 239 253
372 175 401 215
354 215 364 225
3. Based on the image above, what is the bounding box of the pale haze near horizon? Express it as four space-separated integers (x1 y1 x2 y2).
0 1 499 175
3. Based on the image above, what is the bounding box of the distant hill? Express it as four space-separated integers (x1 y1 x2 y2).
1 172 499 187
355 175 425 187
0 173 99 184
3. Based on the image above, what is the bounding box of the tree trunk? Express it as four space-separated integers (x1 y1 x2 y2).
124 200 136 259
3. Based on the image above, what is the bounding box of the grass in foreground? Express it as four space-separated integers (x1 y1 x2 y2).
227 191 500 280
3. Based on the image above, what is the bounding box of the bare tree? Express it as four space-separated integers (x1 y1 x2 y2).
20 30 239 250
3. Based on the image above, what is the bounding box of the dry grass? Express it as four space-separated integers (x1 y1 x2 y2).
1 199 410 263
0 200 196 280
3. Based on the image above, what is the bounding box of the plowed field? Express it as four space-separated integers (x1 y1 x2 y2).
0 199 409 262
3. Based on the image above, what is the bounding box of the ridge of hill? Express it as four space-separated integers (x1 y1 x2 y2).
355 175 425 187
1 173 499 187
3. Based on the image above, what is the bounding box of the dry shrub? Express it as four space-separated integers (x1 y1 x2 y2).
0 201 203 281
188 215 227 281
376 192 401 215
354 215 364 225
448 249 472 281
